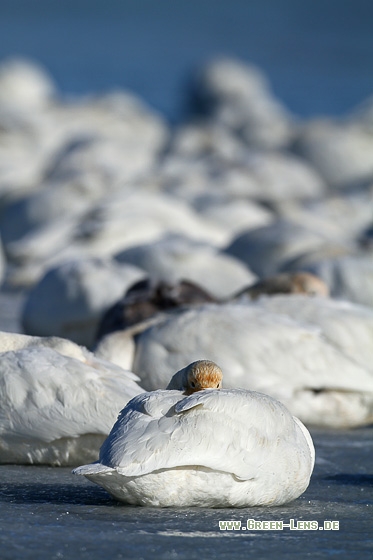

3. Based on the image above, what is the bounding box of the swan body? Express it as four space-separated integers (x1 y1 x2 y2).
0 330 101 360
253 294 373 371
0 332 144 465
74 387 314 507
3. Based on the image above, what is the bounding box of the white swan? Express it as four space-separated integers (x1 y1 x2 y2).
74 361 315 508
132 302 373 427
0 331 144 466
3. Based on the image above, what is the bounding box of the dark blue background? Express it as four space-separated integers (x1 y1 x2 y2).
1 0 373 121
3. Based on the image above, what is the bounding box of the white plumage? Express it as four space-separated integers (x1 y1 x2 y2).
74 386 315 507
0 331 144 466
253 294 373 371
132 301 373 427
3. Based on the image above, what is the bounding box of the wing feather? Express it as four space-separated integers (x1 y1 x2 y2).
0 346 143 443
99 389 311 480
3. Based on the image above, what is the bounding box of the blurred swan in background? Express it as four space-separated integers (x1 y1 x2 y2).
233 271 329 299
131 301 373 428
0 331 143 466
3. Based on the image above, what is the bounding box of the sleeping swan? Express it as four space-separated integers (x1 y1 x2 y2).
0 331 144 466
74 360 314 507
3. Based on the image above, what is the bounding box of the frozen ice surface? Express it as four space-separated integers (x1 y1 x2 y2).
0 427 372 559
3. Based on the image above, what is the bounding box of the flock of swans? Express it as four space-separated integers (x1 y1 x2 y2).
1 273 372 506
0 56 372 507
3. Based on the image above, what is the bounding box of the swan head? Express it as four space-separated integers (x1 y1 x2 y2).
166 360 223 395
291 272 329 297
234 271 329 300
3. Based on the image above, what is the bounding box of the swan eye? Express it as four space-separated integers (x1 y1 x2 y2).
190 381 196 388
